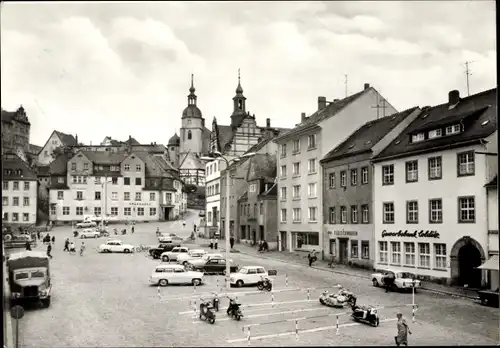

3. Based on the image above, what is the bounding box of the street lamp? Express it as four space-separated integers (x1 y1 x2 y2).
100 176 114 230
200 151 256 289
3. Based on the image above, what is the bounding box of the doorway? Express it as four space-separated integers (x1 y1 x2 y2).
338 238 348 264
163 207 171 221
280 231 287 251
259 225 264 241
458 244 482 287
252 229 256 243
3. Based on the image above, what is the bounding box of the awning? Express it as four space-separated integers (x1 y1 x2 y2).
477 255 499 271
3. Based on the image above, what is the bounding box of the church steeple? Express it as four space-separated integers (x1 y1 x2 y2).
188 74 197 106
232 69 247 123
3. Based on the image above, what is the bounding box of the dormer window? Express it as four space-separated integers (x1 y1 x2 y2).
446 124 461 135
428 129 442 139
411 133 425 143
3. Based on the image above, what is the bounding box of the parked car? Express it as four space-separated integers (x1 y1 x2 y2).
161 246 189 262
229 266 268 287
186 255 239 275
98 240 135 253
76 221 97 229
149 264 204 287
79 228 101 239
149 243 181 259
177 249 207 265
158 234 173 243
371 269 421 292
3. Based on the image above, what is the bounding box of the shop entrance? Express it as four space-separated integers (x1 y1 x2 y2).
280 231 287 251
338 238 348 264
458 244 482 287
163 207 172 221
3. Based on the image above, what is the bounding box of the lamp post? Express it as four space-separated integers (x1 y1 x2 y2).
201 151 255 289
100 176 114 229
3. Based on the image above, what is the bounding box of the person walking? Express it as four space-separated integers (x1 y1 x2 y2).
384 272 396 293
37 231 41 240
230 236 235 250
209 238 214 250
131 226 135 234
80 242 85 256
25 241 32 251
394 312 411 346
308 250 317 267
63 238 70 252
46 243 53 259
214 238 218 250
193 223 197 232
69 241 76 254
51 236 55 244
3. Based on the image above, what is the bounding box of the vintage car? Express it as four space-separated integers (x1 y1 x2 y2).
158 234 173 243
76 221 98 229
371 269 421 292
186 255 238 275
98 240 135 253
177 249 207 265
229 266 268 287
79 228 100 239
149 243 181 259
319 288 356 308
149 264 204 287
161 246 189 262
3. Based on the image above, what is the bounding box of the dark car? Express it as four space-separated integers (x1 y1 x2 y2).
186 256 239 275
149 243 181 259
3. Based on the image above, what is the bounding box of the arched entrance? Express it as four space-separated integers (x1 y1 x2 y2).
450 237 485 287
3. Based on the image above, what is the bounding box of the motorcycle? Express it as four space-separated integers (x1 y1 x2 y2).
319 289 356 308
257 277 272 291
114 228 118 235
73 231 79 238
121 229 127 235
226 297 243 321
199 300 216 324
350 301 380 327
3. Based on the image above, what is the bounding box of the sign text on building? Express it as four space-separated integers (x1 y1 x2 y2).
129 202 152 207
331 230 358 237
381 230 440 238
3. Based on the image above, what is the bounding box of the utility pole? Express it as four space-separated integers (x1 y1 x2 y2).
371 96 388 119
464 61 473 96
344 74 348 98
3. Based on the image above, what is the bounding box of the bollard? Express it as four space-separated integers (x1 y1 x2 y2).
157 286 161 298
285 274 288 288
247 326 251 346
216 275 219 288
193 282 197 294
192 299 197 323
412 305 416 323
271 293 275 308
412 283 416 323
295 320 299 341
307 289 310 301
336 315 339 335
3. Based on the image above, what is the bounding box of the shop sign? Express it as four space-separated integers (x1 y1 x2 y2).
330 230 358 237
381 229 440 238
129 202 152 207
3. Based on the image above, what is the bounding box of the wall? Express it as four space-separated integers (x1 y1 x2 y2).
180 117 204 155
37 132 62 166
228 118 262 156
2 180 37 225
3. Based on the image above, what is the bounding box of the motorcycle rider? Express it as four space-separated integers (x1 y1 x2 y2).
384 272 396 292
227 297 240 316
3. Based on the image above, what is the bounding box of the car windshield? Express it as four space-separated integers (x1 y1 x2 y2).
31 270 45 278
238 268 248 274
15 272 29 280
192 253 204 257
399 272 414 279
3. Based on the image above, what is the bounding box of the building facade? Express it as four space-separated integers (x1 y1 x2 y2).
2 153 38 226
372 88 497 287
275 84 398 255
485 176 498 290
205 158 227 237
37 130 78 166
321 107 421 268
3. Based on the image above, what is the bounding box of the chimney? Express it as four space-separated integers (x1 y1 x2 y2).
301 112 307 122
75 134 78 145
266 118 271 128
364 83 370 90
448 90 460 105
318 96 327 110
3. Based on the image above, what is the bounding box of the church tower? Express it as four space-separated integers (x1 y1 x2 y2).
231 69 247 127
180 74 205 155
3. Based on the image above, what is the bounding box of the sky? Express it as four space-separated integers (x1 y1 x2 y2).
1 1 496 147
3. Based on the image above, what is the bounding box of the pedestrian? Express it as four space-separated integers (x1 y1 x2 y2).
131 226 135 234
214 238 218 250
308 250 317 267
230 236 235 249
80 242 85 256
394 313 411 346
46 243 53 259
51 236 55 244
37 231 41 240
182 220 186 228
69 241 76 254
25 241 32 251
194 223 197 232
63 238 70 252
209 238 214 250
263 240 268 252
384 272 396 293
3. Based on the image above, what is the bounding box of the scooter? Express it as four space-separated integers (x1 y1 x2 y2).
199 300 216 324
257 276 272 291
226 297 243 321
73 231 79 238
350 301 380 327
121 229 127 235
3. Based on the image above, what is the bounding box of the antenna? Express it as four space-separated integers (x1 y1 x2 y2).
238 68 241 84
464 61 474 96
344 74 348 98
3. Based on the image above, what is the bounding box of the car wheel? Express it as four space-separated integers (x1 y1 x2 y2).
124 249 130 253
372 279 379 287
104 249 111 253
236 280 244 288
222 269 226 276
4 234 13 241
209 318 215 324
159 279 168 287
192 278 201 286
319 298 325 305
162 256 169 262
41 298 51 308
183 261 188 266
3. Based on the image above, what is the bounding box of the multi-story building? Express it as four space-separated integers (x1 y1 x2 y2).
2 153 38 226
484 176 498 290
372 88 497 287
320 107 422 268
204 158 228 237
237 154 278 249
37 130 78 166
275 83 398 255
48 148 186 222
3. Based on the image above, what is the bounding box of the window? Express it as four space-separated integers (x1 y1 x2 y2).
340 171 347 187
418 243 430 268
445 124 461 135
280 144 287 157
280 187 286 200
83 163 89 170
63 207 70 215
135 178 142 186
149 207 157 216
57 191 64 200
293 139 300 153
307 183 317 197
95 192 101 200
391 242 401 264
406 201 418 224
348 205 357 223
71 163 76 170
94 207 101 216
77 176 82 184
361 241 369 259
58 177 64 184
350 169 358 186
292 208 301 222
329 173 336 188
135 192 142 201
136 164 141 172
428 129 442 139
124 164 130 171
434 244 447 269
2 197 8 206
379 241 388 263
208 212 212 222
429 199 443 223
383 202 395 223
293 232 319 248
308 134 316 149
188 130 192 140
280 165 287 178
308 207 317 222
23 197 29 207
23 181 30 190
292 185 301 199
112 177 118 185
411 133 425 142
2 212 7 221
405 161 418 182
428 156 442 180
76 207 83 216
124 207 131 216
259 202 263 215
2 181 8 190
340 206 347 223
76 191 83 200
13 182 19 190
382 165 394 185
292 162 300 176
458 196 475 223
361 167 368 184
12 197 19 206
329 207 336 224
308 158 316 173
124 177 130 185
111 192 118 200
351 240 359 258
150 192 155 201
124 192 130 201
12 213 19 222
404 242 415 266
111 207 118 216
95 177 101 184
361 205 369 223
457 151 475 176
50 205 56 215
249 184 256 193
137 207 144 216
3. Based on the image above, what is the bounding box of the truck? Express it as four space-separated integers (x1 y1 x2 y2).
6 251 52 308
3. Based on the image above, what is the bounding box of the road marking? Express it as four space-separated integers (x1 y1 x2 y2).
162 287 312 302
179 299 317 315
226 318 399 343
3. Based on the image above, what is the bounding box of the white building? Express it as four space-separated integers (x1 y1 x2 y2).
274 83 397 254
372 88 497 287
2 153 38 226
37 130 77 166
483 176 498 290
204 158 227 237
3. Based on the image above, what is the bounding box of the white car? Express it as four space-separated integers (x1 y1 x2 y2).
149 264 204 287
158 234 173 243
98 240 135 253
79 228 100 239
161 246 189 262
229 266 268 287
76 221 97 229
177 249 207 265
371 269 421 292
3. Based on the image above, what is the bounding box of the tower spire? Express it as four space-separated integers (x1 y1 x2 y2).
235 69 243 95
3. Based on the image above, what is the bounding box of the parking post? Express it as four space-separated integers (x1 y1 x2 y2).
157 285 161 299
307 289 310 301
336 315 339 335
193 281 197 294
285 274 288 288
192 299 197 323
412 280 416 323
271 293 275 308
216 275 219 288
247 326 251 346
295 320 299 341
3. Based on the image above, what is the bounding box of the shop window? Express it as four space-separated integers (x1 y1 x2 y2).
404 242 415 266
379 241 388 263
434 243 447 269
418 243 430 268
361 241 369 259
292 232 319 249
351 240 358 258
391 242 401 265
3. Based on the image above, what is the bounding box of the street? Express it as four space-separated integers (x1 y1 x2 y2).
15 210 499 347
